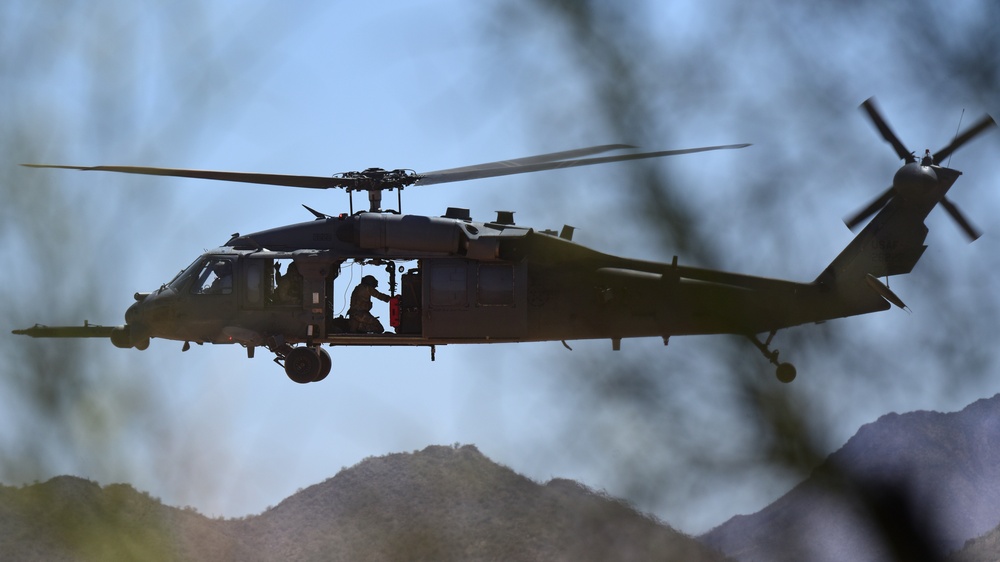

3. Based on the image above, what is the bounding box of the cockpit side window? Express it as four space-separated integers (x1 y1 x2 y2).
191 258 234 295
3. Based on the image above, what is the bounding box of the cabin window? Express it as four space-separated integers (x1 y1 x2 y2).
191 258 234 295
245 259 264 304
272 259 302 305
429 263 468 307
477 264 514 306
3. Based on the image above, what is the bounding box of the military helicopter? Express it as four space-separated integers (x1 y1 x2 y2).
13 98 996 384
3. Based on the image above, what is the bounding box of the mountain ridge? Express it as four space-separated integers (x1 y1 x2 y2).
700 393 1000 562
7 394 1000 561
0 445 727 561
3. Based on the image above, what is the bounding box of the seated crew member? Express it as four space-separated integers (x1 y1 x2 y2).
348 275 390 333
200 260 232 294
274 261 302 303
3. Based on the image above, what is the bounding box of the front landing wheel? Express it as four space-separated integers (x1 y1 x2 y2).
776 362 797 384
285 347 321 384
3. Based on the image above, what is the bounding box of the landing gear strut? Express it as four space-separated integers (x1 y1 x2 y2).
747 331 797 383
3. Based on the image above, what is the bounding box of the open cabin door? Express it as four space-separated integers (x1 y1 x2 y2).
422 258 527 339
238 254 338 340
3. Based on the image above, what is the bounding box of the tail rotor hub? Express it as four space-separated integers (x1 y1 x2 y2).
892 162 938 203
844 97 996 242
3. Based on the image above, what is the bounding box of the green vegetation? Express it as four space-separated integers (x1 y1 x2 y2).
0 476 248 561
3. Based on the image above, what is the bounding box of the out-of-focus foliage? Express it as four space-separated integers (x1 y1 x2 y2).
0 0 292 524
3 0 1000 551
484 0 1000 534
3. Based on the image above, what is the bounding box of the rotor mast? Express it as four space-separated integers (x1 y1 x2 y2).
340 168 417 213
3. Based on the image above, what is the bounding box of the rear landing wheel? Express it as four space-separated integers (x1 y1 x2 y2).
776 362 797 384
285 346 321 384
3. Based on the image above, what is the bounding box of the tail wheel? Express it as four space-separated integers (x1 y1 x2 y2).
747 331 797 383
284 346 321 384
776 362 797 384
314 347 332 382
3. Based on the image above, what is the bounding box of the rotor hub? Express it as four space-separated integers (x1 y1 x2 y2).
892 162 938 202
335 168 419 212
337 168 418 193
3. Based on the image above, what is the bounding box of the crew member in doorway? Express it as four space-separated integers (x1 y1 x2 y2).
274 261 302 303
349 275 391 333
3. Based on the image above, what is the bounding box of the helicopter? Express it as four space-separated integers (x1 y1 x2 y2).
13 98 996 384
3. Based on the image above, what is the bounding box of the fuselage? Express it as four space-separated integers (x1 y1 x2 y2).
120 205 899 354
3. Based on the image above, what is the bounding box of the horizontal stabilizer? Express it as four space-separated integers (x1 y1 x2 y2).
865 274 908 310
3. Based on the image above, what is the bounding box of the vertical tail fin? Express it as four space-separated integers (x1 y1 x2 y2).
815 166 963 314
818 199 929 285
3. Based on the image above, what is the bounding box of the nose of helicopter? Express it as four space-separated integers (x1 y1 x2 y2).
124 302 139 325
118 292 155 349
124 292 150 324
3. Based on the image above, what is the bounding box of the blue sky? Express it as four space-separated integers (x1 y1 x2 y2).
4 0 1000 535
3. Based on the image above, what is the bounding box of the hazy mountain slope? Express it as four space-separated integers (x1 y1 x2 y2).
951 522 1000 562
0 476 250 562
701 394 1000 562
0 446 726 561
242 444 727 561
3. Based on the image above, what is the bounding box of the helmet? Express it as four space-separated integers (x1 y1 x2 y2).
362 275 378 287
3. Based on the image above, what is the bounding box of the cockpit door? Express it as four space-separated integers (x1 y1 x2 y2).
242 257 267 310
175 255 239 340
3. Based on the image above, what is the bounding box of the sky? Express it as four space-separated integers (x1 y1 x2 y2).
3 0 1000 535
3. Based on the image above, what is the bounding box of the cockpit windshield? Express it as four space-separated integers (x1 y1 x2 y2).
167 258 203 289
169 255 234 295
192 258 233 294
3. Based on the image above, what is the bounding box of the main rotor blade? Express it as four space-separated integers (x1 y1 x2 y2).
939 196 982 241
932 114 997 165
860 98 915 164
424 144 636 176
845 186 895 230
22 164 357 190
415 143 750 186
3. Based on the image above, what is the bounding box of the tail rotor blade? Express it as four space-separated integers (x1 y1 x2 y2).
861 98 915 163
940 196 982 241
853 98 990 240
932 114 998 165
845 186 895 230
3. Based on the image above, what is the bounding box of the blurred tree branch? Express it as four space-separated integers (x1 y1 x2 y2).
485 0 1000 537
0 0 297 519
